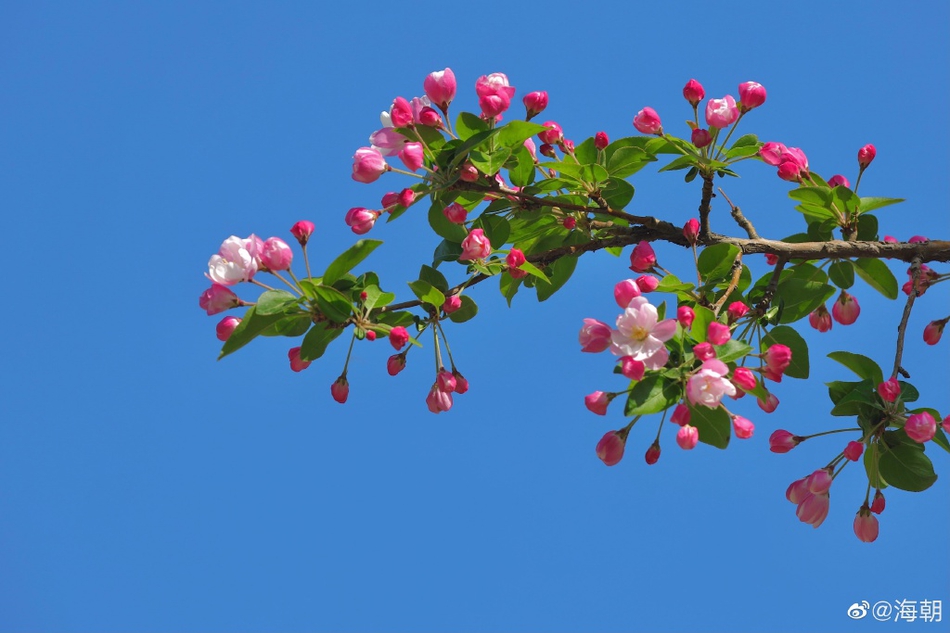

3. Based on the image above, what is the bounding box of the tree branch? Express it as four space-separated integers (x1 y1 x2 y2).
891 258 921 378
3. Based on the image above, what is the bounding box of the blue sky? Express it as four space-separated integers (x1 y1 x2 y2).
1 2 948 631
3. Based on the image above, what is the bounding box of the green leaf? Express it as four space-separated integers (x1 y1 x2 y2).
793 203 838 223
218 307 285 359
827 351 884 385
606 146 652 178
932 426 950 455
408 279 446 309
859 196 905 213
655 273 695 294
362 284 395 311
299 322 343 362
828 260 854 289
427 202 469 243
447 295 478 323
499 273 522 307
544 161 609 184
601 177 635 210
773 278 834 324
313 285 353 323
690 305 716 343
259 314 312 338
856 214 878 241
788 186 832 206
899 381 919 403
830 384 876 416
697 243 740 283
854 258 898 299
455 112 489 140
519 260 550 284
323 239 383 286
624 375 684 415
507 145 536 187
827 380 866 405
864 441 886 489
255 289 299 315
715 339 753 364
572 137 598 165
419 265 449 293
496 120 547 149
832 185 859 216
762 326 809 379
658 155 697 173
536 255 577 302
878 442 938 492
689 405 731 449
469 146 512 176
474 215 511 249
432 239 462 267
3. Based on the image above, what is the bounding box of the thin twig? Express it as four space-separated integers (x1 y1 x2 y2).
753 256 788 316
719 187 759 239
891 257 922 378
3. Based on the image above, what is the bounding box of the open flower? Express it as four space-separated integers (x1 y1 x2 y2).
610 297 677 369
686 359 737 408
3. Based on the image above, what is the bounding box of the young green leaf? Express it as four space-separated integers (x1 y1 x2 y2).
323 239 383 286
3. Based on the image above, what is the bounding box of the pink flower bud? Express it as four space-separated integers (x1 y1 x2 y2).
199 283 240 315
693 342 716 361
871 490 885 514
389 326 410 351
398 188 415 208
260 237 293 271
426 384 453 413
629 241 656 272
562 217 576 230
351 147 388 183
584 391 611 416
676 424 699 450
732 415 754 439
786 477 810 504
418 106 443 128
290 220 315 246
523 138 537 161
905 411 936 443
442 202 468 224
424 68 457 111
613 279 641 308
522 91 549 119
596 431 626 466
844 441 864 462
437 369 457 393
635 275 659 293
808 304 833 332
578 318 612 353
777 161 802 182
682 79 705 106
215 316 242 341
807 468 833 495
944 415 950 434
539 143 557 159
797 492 830 528
633 107 662 135
381 191 400 212
832 291 860 325
670 403 691 426
288 347 311 373
877 377 901 403
459 162 479 182
537 121 563 145
506 248 526 271
758 141 787 166
857 143 876 168
769 430 800 453
594 131 609 150
705 95 739 129
738 81 766 110
765 344 792 377
765 253 779 266
329 377 349 403
560 139 574 154
398 142 425 172
683 218 700 244
645 442 661 465
365 331 376 341
677 306 695 329
389 96 414 128
853 506 879 543
459 228 492 261
726 301 749 323
479 93 511 119
387 353 406 376
883 235 898 243
690 128 712 148
827 174 851 189
757 393 779 413
923 319 946 345
732 367 757 392
453 371 470 394
908 235 928 243
344 207 379 235
707 322 731 346
442 295 462 314
620 357 646 381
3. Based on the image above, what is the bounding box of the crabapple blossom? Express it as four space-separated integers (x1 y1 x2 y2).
857 143 876 168
785 477 810 504
424 68 457 111
732 367 757 392
692 342 715 361
844 441 864 462
442 202 467 224
832 291 861 325
764 344 792 377
796 491 830 528
807 468 833 495
398 142 424 171
691 128 711 148
288 347 311 373
199 284 240 315
426 384 453 413
290 220 314 246
610 297 677 369
437 370 457 393
579 318 612 353
387 354 406 376
506 248 527 279
905 412 936 443
351 147 388 183
687 359 736 408
475 72 515 119
207 235 259 285
808 304 833 332
389 326 410 350
707 322 731 346
670 403 691 426
682 79 704 105
620 357 646 381
726 301 749 323
330 376 349 403
705 95 739 128
635 275 659 293
758 141 786 166
594 131 609 150
596 431 625 466
853 507 879 543
215 316 241 341
459 229 492 261
453 371 470 394
871 491 886 514
757 393 779 413
344 207 379 235
677 306 695 329
585 391 611 415
563 217 576 230
260 237 292 271
769 430 800 453
613 279 641 308
738 81 766 110
629 241 656 272
522 91 548 119
732 415 754 439
632 107 662 135
389 96 413 128
877 377 901 403
417 106 443 127
459 162 479 182
645 442 661 465
442 295 462 314
676 424 699 450
923 319 946 345
683 218 700 244
537 121 563 145
827 174 850 188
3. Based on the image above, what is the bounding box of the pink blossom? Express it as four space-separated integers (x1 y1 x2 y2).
644 442 661 465
877 377 901 403
686 359 736 408
289 347 311 372
923 319 946 345
844 441 864 462
563 217 576 230
442 202 467 224
738 81 766 110
207 235 260 285
368 126 408 156
796 492 830 528
635 275 659 293
537 121 563 145
424 68 457 111
726 301 749 323
832 291 860 325
682 79 705 105
522 91 549 119
417 106 443 128
437 370 457 393
398 188 415 209
330 376 350 403
507 248 527 279
584 391 611 416
758 142 787 166
676 424 699 450
260 237 293 271
705 95 739 128
807 468 833 495
613 279 641 308
857 143 876 168
691 128 712 149
785 477 810 504
381 191 400 213
596 431 626 466
215 316 242 341
827 174 851 188
732 367 757 392
871 490 886 514
808 304 833 332
853 507 879 543
290 220 314 246
610 297 677 369
579 318 612 353
426 384 453 413
707 322 731 346
620 357 645 381
777 162 802 182
671 403 691 426
389 96 413 128
387 353 406 376
523 138 537 161
633 107 662 135
765 253 779 266
683 218 700 244
398 142 425 172
732 415 754 439
442 295 462 314
345 207 379 235
629 241 656 272
199 283 240 315
476 72 515 119
905 412 936 443
769 430 800 453
459 228 492 261
389 326 410 350
757 393 779 413
539 143 557 159
908 235 928 243
459 162 479 182
883 235 898 244
677 306 695 329
693 342 716 361
453 371 470 394
352 147 389 183
764 344 792 377
594 131 609 150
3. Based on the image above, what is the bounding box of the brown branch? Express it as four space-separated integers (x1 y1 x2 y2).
891 258 921 378
719 187 759 239
698 175 715 241
752 256 788 316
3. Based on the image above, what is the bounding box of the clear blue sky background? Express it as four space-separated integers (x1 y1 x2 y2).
1 2 948 631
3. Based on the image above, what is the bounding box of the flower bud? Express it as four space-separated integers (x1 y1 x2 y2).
459 162 479 182
537 121 563 145
844 441 864 462
426 384 453 413
670 403 691 426
705 95 739 129
732 415 754 439
827 174 850 189
635 275 659 293
769 430 800 453
290 220 315 246
629 241 656 272
594 131 609 150
199 284 240 316
726 301 749 323
853 506 879 543
765 253 779 266
389 326 410 351
216 316 242 341
857 143 876 169
351 147 388 183
732 367 757 392
459 228 492 261
539 143 557 159
522 91 549 119
757 393 779 413
563 217 576 230
387 353 406 376
344 207 379 235
418 106 443 128
796 492 830 528
633 107 662 135
883 235 898 244
442 202 468 224
693 342 716 361
613 279 641 308
381 191 400 212
923 319 946 345
871 490 885 514
808 304 833 332
738 81 766 110
645 442 661 465
579 318 612 353
424 68 457 110
452 370 470 394
677 306 695 329
676 424 699 450
764 344 792 377
905 412 936 443
398 142 425 172
596 431 626 466
620 357 646 381
559 138 574 154
682 79 705 106
365 330 376 341
785 477 809 504
690 128 712 148
437 369 457 393
389 96 414 128
398 188 415 209
288 347 311 372
806 468 833 495
506 248 527 279
832 291 860 325
260 237 293 271
330 375 349 403
877 377 901 403
442 295 462 314
584 391 611 416
908 235 928 243
683 218 700 244
707 322 731 346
